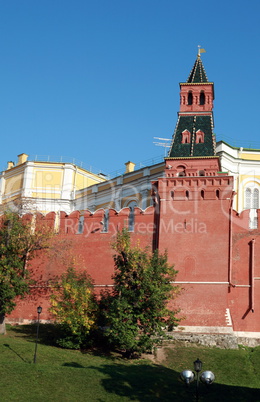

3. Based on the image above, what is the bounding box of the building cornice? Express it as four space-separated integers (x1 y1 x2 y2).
179 82 214 86
165 156 219 160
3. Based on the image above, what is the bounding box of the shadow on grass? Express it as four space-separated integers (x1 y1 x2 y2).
8 323 59 346
3 343 27 363
55 360 260 402
63 362 85 368
83 363 260 402
9 324 116 357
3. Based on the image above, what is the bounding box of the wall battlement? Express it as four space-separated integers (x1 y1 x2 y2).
22 206 156 236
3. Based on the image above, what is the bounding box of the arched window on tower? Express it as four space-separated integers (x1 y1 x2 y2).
181 130 191 144
188 91 193 105
199 91 205 105
195 130 204 144
176 165 186 177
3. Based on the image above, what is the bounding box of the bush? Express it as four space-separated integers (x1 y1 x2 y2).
99 229 180 358
50 266 97 349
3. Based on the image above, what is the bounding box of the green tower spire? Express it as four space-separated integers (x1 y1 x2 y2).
169 52 215 158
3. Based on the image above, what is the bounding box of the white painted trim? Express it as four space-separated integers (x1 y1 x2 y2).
173 281 251 287
233 331 260 338
175 326 234 334
173 281 229 284
94 284 114 287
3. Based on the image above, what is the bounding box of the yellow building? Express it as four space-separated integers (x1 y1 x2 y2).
74 160 164 212
0 153 165 215
217 141 260 228
0 153 106 214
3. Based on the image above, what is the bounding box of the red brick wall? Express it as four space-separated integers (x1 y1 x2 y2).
228 211 260 331
8 207 154 323
7 197 260 333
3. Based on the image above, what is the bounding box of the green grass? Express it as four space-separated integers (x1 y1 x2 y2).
0 325 259 402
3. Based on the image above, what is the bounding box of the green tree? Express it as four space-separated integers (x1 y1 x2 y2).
0 211 52 334
50 265 97 349
100 229 180 358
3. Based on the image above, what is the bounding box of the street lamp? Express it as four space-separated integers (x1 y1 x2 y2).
33 306 42 363
180 358 215 401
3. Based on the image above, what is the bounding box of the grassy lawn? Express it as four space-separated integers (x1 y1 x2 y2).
0 325 259 402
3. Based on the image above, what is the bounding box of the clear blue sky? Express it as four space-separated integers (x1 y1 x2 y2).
0 0 260 175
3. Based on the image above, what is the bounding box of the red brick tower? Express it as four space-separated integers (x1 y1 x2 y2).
156 51 234 330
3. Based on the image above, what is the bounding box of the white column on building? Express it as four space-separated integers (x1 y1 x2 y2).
22 162 34 197
61 164 75 200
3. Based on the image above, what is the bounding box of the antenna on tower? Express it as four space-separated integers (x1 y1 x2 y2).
153 137 171 156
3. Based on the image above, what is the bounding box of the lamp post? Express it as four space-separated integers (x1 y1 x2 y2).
33 306 42 364
180 358 215 401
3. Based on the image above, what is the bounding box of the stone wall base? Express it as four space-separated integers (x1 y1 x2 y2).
168 329 260 349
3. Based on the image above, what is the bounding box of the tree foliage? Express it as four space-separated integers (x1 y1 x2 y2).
100 229 180 358
0 211 52 332
50 265 97 349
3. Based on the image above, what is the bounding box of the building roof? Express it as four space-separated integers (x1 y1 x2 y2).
186 55 209 83
169 115 216 157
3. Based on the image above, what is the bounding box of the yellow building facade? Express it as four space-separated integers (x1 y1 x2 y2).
217 142 260 228
0 153 106 214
